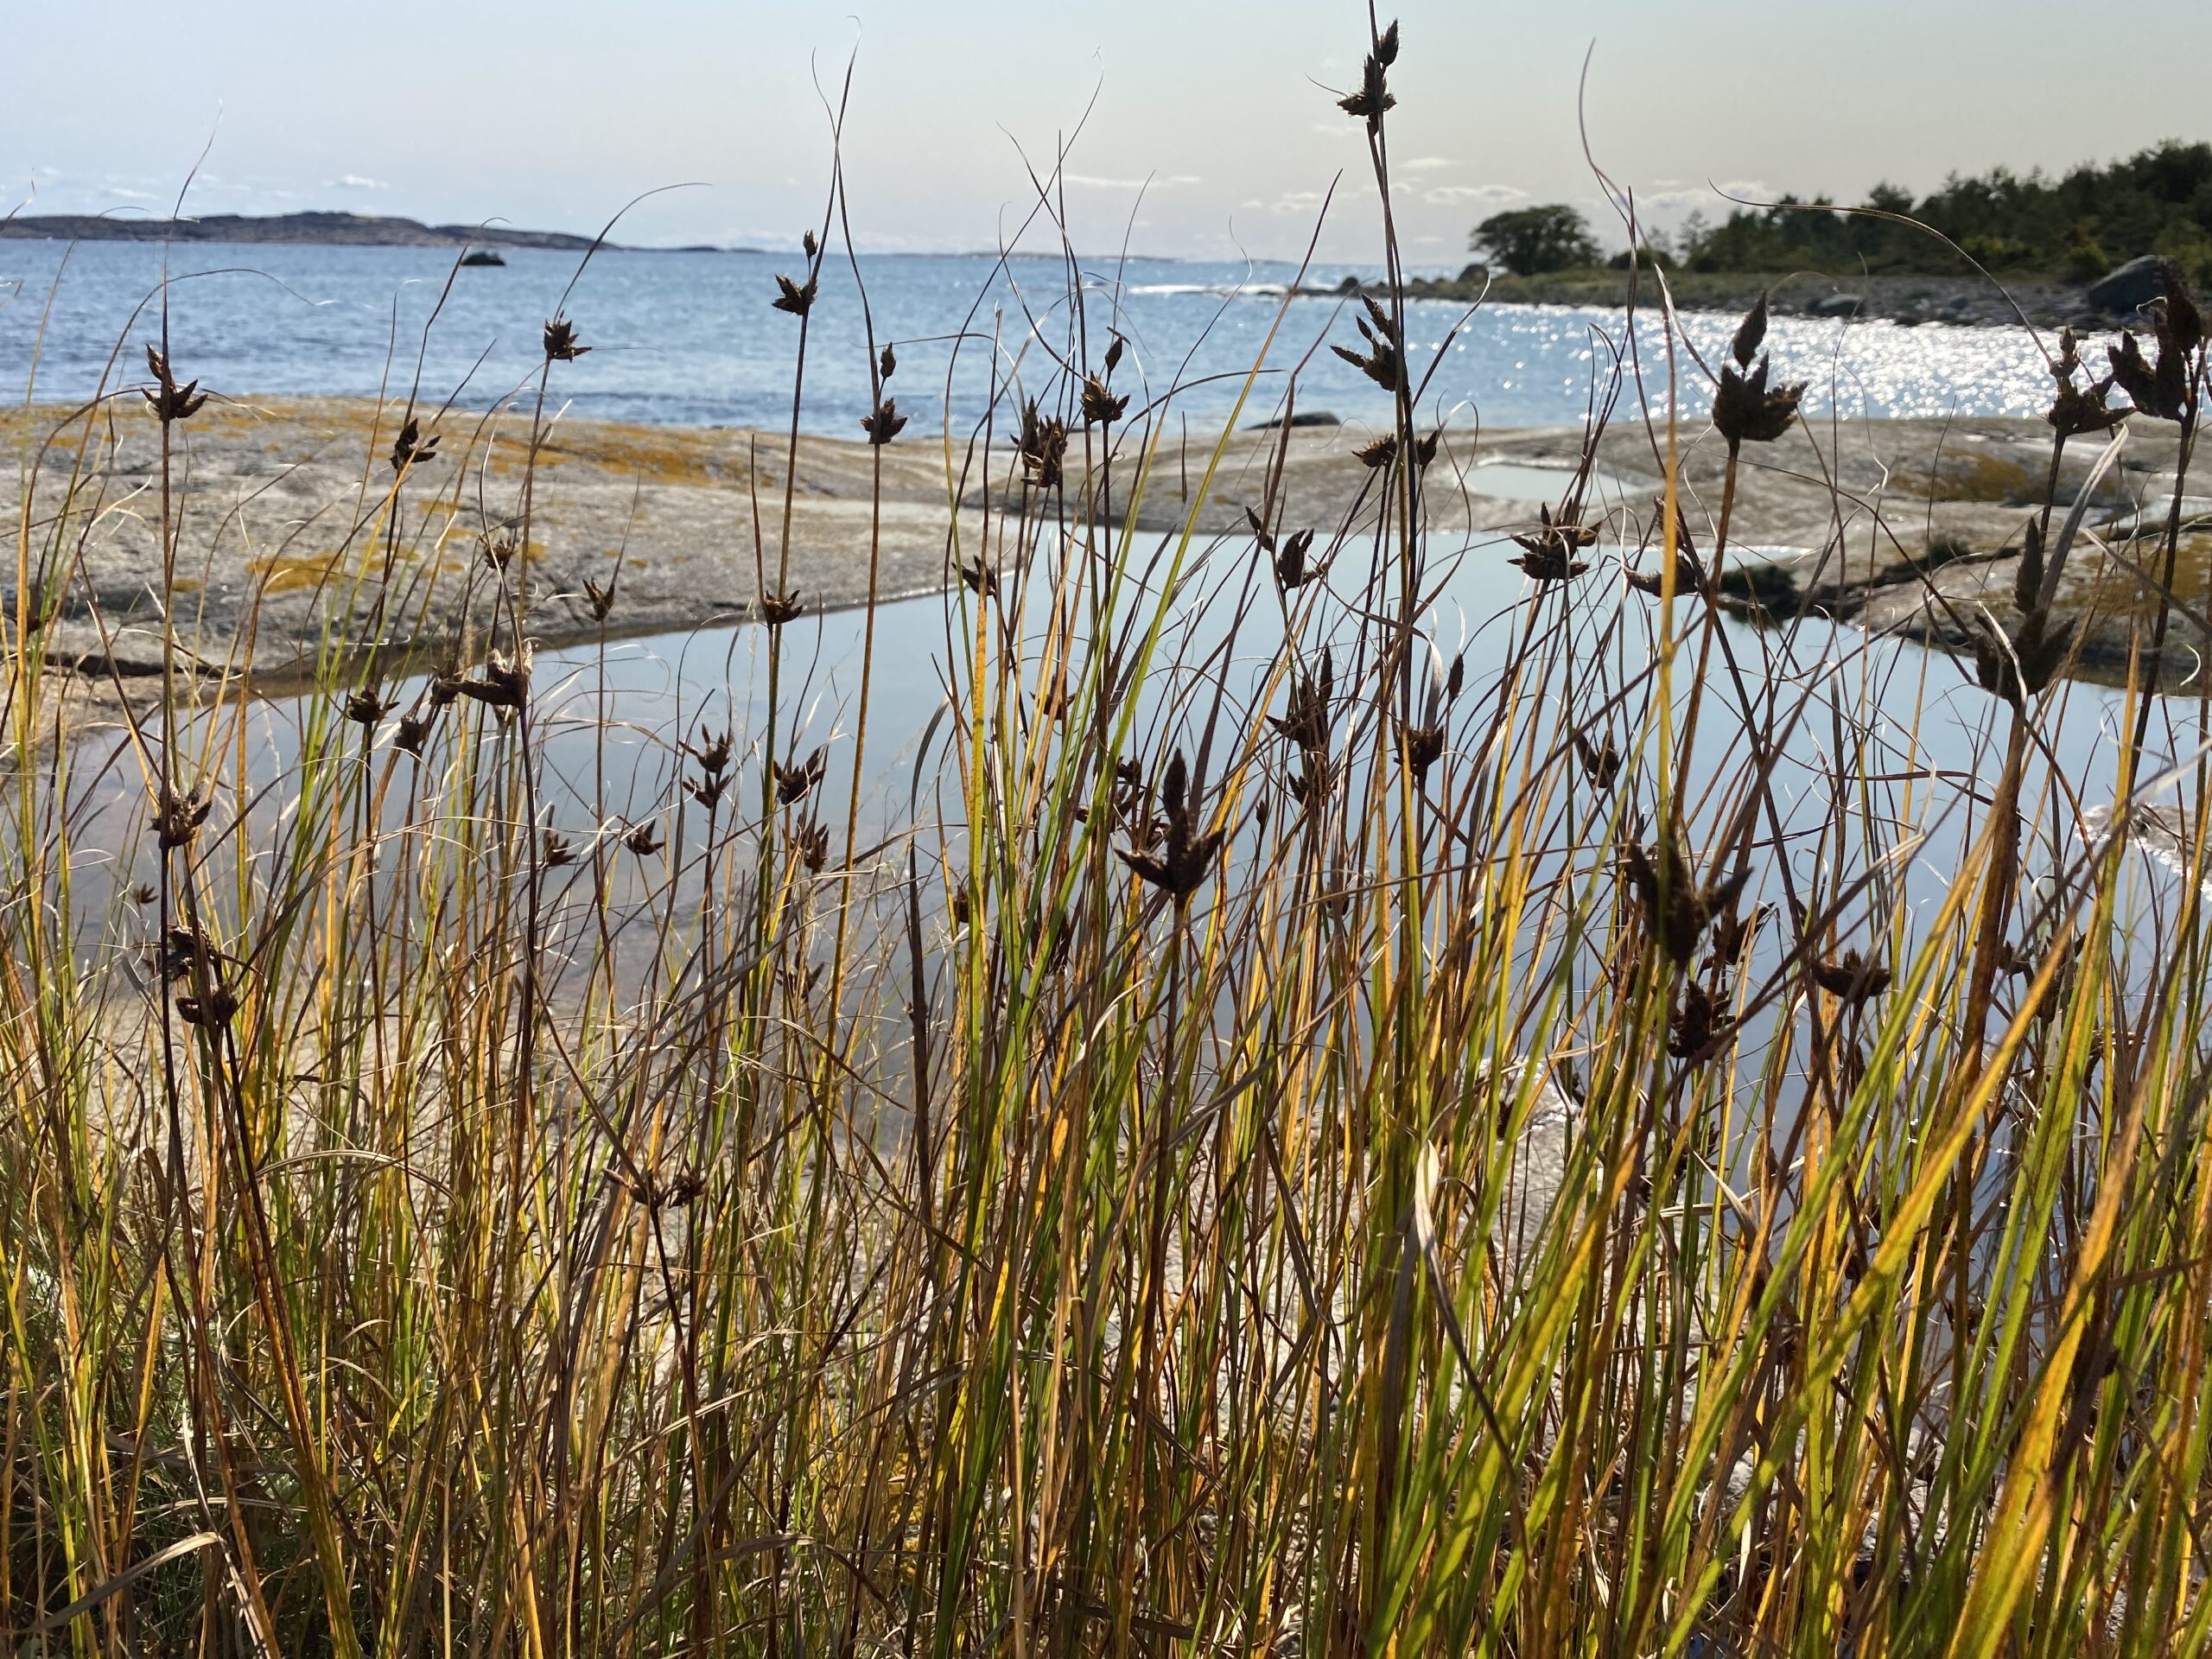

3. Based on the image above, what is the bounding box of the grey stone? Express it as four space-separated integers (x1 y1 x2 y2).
1808 293 1864 319
1250 410 1342 430
2086 254 2183 317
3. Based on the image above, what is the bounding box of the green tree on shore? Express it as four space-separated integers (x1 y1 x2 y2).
1677 140 2212 283
1470 203 1602 274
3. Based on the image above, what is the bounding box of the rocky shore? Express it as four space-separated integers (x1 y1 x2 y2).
3 397 2203 705
1392 253 2188 332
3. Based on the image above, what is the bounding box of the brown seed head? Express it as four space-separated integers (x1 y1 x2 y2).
1401 721 1446 782
1337 46 1396 125
1810 949 1891 1007
1510 504 1598 583
861 397 908 446
1016 399 1068 490
2107 283 2202 423
795 817 830 874
1669 979 1721 1060
1730 292 1770 371
390 416 441 474
1115 751 1224 904
1332 305 1401 391
155 786 213 851
772 273 818 317
454 652 529 711
543 318 589 361
1712 356 1805 449
1621 836 1751 962
1081 375 1128 426
1573 728 1621 790
774 747 827 808
176 982 239 1028
142 346 208 423
683 729 732 809
1268 646 1334 753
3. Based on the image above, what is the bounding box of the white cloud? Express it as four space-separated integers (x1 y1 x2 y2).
330 174 390 192
1403 156 1455 172
1631 180 1769 212
1063 173 1200 191
1422 183 1526 208
1269 188 1331 215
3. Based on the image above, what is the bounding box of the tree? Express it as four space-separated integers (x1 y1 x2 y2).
1469 204 1601 274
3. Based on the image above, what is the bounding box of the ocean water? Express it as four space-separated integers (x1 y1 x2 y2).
57 521 2190 998
0 239 2092 436
19 235 2202 963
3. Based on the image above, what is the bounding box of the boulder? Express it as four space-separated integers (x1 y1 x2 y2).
1456 262 1490 284
1808 293 1863 319
2086 254 2183 317
1250 410 1343 430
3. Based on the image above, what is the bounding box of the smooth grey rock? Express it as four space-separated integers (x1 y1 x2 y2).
2086 254 2183 316
1808 293 1864 319
1250 410 1342 430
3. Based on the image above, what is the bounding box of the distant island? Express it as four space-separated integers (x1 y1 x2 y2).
0 211 744 253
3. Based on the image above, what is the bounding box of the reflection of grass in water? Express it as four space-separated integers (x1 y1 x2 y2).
5 27 2212 1659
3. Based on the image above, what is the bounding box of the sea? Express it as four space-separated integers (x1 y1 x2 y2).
4 237 2196 956
0 240 2088 434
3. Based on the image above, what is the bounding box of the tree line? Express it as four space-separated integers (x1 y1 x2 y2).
1468 140 2212 284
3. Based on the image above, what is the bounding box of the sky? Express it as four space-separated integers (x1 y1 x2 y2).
6 1 2210 267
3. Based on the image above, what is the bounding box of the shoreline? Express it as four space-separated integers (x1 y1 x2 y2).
4 397 2199 703
1389 268 2133 331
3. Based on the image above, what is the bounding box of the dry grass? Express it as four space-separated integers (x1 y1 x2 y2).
4 20 2212 1659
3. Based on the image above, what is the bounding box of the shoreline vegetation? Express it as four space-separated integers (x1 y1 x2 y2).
10 19 2212 1656
1400 140 2212 329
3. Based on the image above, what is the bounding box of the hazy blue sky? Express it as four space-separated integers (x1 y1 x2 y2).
6 2 2209 264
